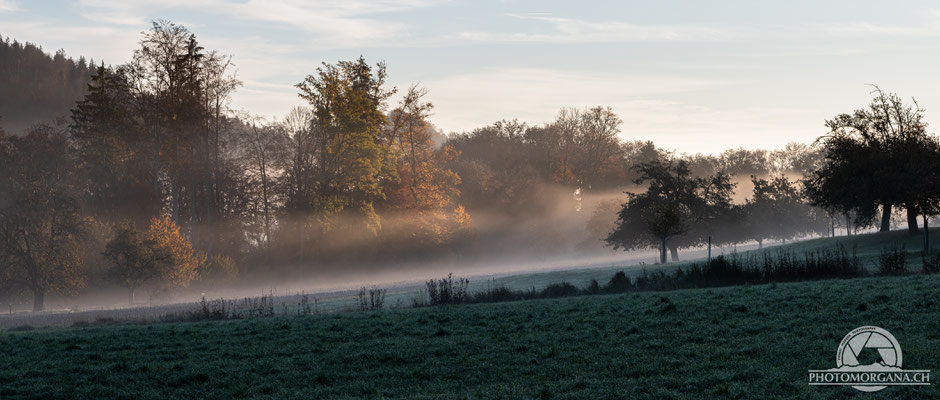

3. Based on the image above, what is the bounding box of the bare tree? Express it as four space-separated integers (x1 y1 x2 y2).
239 117 288 247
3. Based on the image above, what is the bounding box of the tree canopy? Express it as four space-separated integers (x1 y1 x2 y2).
606 159 735 263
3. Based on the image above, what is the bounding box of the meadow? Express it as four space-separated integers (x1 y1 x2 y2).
2 271 939 399
2 230 940 399
487 228 940 291
2 228 934 330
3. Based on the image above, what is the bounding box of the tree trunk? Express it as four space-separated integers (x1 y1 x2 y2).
190 147 198 248
844 214 852 236
171 169 180 223
707 236 712 261
299 218 305 262
152 143 162 217
924 215 930 254
757 238 763 249
907 207 919 234
128 287 136 305
260 156 271 247
660 237 667 264
880 203 892 232
32 289 45 312
669 245 679 262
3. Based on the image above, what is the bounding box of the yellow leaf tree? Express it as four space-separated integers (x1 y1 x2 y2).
146 216 201 288
387 86 472 245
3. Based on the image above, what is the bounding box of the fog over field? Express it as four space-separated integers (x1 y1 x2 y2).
3 3 940 398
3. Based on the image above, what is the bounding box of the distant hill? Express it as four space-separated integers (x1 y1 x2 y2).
0 35 95 133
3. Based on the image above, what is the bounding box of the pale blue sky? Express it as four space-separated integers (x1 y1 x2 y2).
2 0 940 153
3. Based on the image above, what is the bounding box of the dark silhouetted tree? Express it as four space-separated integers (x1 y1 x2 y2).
607 159 734 263
103 222 169 304
742 176 814 248
0 126 88 311
0 36 94 133
807 87 935 234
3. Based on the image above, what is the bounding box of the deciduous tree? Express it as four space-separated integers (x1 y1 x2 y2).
607 159 734 263
146 215 201 289
103 223 168 304
0 126 89 311
292 57 397 251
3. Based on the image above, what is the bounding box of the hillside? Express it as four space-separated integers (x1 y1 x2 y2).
483 228 940 291
0 35 93 133
1 273 938 399
1 227 934 329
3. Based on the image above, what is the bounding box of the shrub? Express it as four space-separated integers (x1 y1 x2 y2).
158 292 275 323
470 286 519 303
877 245 907 275
540 282 580 298
421 246 868 309
10 325 34 331
603 271 633 293
199 254 239 285
923 251 940 274
426 274 469 305
584 279 601 295
358 286 386 311
297 292 315 315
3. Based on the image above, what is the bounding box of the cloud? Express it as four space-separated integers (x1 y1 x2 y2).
820 22 940 38
815 9 940 38
418 67 731 127
21 0 443 120
0 0 18 12
453 10 940 46
74 0 439 47
413 67 820 154
0 19 139 64
455 13 736 44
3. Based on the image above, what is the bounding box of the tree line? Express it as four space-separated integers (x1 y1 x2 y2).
607 87 940 263
2 21 933 311
0 35 95 133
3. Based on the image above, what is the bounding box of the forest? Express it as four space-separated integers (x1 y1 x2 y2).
2 21 939 312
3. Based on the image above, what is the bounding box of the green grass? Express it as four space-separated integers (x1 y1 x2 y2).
2 273 939 399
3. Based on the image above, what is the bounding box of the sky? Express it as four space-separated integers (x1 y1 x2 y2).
2 0 940 154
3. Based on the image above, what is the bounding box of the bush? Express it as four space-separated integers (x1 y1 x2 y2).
877 245 907 275
159 292 276 323
540 282 580 298
296 292 317 315
923 251 940 274
10 325 33 331
199 254 239 285
470 286 519 303
584 279 601 295
422 246 868 309
358 286 386 311
603 271 633 293
426 274 469 305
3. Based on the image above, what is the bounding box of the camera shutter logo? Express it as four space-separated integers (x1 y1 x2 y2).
808 326 931 392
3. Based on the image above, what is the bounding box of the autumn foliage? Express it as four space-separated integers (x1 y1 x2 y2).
146 216 201 288
388 89 472 245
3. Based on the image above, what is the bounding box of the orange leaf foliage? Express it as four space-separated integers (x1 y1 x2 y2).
146 216 200 288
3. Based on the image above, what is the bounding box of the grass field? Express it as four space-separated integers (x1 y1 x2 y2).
2 272 939 399
2 229 934 330
365 228 940 313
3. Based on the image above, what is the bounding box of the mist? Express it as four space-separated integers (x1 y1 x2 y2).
0 21 835 317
